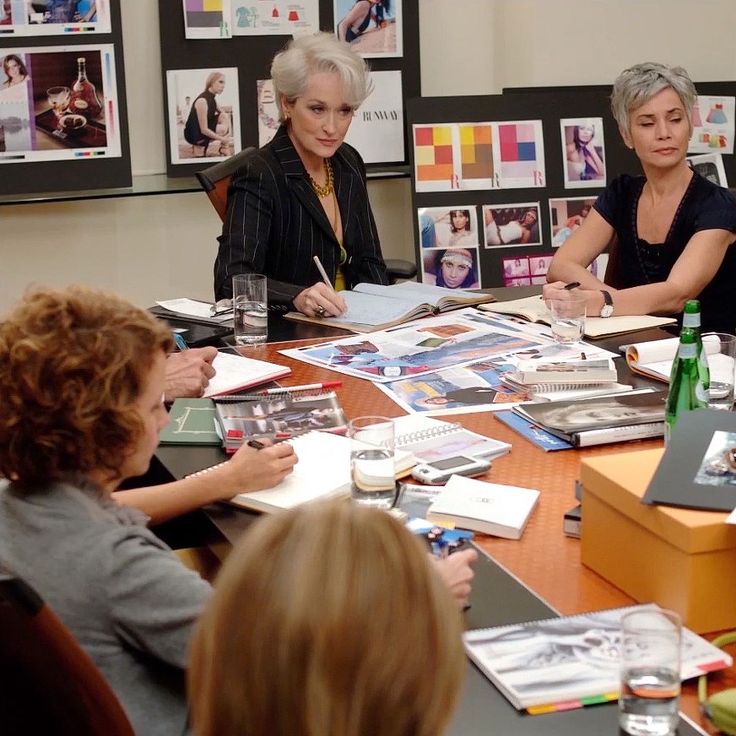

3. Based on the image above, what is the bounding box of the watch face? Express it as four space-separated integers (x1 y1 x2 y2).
600 304 614 318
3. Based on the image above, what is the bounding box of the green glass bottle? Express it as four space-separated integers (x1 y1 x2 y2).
682 299 710 394
665 327 708 444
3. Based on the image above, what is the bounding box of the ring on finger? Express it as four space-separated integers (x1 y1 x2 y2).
316 305 326 317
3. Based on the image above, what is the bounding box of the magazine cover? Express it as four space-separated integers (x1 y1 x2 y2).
464 604 732 713
214 391 347 450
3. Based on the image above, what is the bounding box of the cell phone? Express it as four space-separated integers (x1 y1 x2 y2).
410 455 491 485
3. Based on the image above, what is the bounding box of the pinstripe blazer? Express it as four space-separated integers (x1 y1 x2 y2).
213 125 389 306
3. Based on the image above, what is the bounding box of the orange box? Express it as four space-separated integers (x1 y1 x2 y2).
580 448 736 633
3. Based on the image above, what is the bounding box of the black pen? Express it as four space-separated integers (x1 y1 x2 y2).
564 282 581 290
247 439 265 450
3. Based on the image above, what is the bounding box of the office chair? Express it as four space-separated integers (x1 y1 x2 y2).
196 150 418 283
0 569 135 736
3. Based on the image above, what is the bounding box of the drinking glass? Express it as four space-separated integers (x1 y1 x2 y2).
702 332 736 410
47 86 70 120
348 416 397 509
619 608 681 736
232 273 267 345
548 296 587 345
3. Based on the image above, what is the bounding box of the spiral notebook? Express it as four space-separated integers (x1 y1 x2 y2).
188 431 416 514
391 415 511 462
464 603 731 715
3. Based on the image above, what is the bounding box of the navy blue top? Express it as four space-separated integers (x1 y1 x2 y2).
594 173 736 332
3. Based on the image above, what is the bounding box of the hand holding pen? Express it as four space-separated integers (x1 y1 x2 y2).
291 255 347 318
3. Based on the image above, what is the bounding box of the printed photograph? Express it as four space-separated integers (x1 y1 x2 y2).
256 78 278 146
0 44 122 163
413 123 456 192
530 253 554 276
694 430 736 487
232 0 319 36
687 152 728 188
561 117 606 189
493 120 545 189
418 206 479 249
688 95 735 155
483 203 541 247
422 247 481 290
457 122 494 190
502 256 531 287
334 0 402 59
166 67 241 165
0 0 110 35
183 0 232 39
549 197 597 247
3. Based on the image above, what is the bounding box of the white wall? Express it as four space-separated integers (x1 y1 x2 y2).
2 0 736 312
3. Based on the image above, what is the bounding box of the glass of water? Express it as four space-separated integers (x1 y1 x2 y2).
702 332 736 410
619 608 681 736
548 296 587 345
232 273 267 345
348 416 397 509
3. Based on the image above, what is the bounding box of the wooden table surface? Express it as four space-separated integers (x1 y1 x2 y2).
232 335 734 735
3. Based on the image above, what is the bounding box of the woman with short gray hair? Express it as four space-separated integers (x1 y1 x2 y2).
214 32 388 318
546 62 736 333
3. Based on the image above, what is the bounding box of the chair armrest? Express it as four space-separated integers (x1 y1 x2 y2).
385 259 417 283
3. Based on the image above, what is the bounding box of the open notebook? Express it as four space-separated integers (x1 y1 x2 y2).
285 281 496 333
190 432 415 514
464 603 731 714
479 296 675 338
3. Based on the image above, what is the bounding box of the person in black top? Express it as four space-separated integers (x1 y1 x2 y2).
183 71 233 156
213 33 388 317
545 63 736 333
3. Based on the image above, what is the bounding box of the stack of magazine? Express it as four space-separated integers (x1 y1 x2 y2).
508 390 668 448
213 390 348 452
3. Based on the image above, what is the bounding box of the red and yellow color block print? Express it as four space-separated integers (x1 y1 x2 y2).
459 123 493 182
414 125 455 185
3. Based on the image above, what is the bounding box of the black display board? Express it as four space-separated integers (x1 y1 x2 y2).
407 82 736 288
0 0 131 196
158 0 420 177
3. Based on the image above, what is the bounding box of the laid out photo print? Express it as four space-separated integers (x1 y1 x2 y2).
549 196 597 247
334 0 402 58
482 203 541 247
501 253 553 287
560 117 606 189
0 0 110 35
418 206 479 249
166 67 241 165
421 246 481 290
0 44 122 163
413 120 545 192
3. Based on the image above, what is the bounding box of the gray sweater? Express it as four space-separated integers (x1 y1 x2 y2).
0 478 212 736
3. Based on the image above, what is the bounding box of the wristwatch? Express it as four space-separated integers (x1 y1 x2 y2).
599 290 614 318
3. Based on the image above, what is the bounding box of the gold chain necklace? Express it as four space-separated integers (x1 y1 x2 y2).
309 158 334 198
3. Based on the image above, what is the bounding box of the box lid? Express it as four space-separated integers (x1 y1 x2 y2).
580 449 736 554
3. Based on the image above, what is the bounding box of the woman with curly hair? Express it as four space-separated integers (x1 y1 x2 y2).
0 285 296 736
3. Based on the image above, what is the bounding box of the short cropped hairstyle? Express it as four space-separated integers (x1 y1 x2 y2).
0 286 173 485
610 62 697 133
271 31 372 122
189 501 465 736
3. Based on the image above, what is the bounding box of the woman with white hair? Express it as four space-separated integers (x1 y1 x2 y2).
213 32 389 318
546 62 736 333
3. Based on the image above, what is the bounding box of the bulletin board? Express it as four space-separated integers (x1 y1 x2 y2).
407 81 736 290
158 0 420 177
0 0 131 195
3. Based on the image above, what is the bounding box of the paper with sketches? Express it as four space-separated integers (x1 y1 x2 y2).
688 95 735 155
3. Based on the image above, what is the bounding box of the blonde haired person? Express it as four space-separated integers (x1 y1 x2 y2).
0 286 296 736
189 501 466 736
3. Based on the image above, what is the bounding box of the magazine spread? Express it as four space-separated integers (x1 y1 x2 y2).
464 604 732 713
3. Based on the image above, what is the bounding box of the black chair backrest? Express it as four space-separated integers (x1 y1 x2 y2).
195 147 257 223
0 570 135 736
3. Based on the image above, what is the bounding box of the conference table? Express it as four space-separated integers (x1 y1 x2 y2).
152 292 731 736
